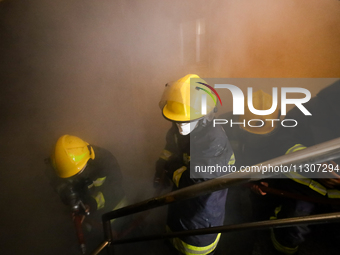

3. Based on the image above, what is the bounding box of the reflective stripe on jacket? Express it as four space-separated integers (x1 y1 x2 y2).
285 144 340 198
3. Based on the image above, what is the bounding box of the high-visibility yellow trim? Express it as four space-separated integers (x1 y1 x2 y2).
285 172 340 198
270 229 298 255
285 172 327 196
113 196 128 211
173 166 187 188
327 189 340 198
275 205 281 215
228 153 235 165
308 180 327 195
70 152 88 162
183 153 190 165
269 205 282 220
92 191 105 209
270 206 298 255
160 149 173 161
167 226 221 255
284 144 336 197
110 196 128 224
93 176 106 187
285 144 307 155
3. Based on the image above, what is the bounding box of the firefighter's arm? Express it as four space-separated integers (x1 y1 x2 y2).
85 151 124 212
154 150 173 189
163 158 188 188
56 183 90 219
154 125 179 188
76 176 112 213
84 172 115 212
286 145 340 189
169 142 234 189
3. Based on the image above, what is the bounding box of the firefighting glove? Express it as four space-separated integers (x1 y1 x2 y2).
154 159 171 189
60 185 82 212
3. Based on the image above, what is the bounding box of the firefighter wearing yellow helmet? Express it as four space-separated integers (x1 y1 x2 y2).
46 135 126 247
160 74 217 123
155 74 235 255
52 135 95 178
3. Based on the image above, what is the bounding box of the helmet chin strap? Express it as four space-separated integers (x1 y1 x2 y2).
200 117 207 127
200 108 216 127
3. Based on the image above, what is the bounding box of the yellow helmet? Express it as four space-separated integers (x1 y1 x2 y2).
160 74 217 122
52 135 95 178
239 90 279 134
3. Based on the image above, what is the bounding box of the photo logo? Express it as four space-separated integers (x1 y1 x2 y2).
211 85 311 116
196 82 222 114
198 81 312 129
201 84 311 116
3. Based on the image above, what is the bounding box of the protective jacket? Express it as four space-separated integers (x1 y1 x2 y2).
156 121 234 255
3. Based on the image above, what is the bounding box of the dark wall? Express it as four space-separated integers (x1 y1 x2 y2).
0 1 213 254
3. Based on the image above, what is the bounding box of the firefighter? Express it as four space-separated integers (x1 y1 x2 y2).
267 81 340 255
219 90 286 216
218 90 287 254
155 74 234 255
45 135 126 246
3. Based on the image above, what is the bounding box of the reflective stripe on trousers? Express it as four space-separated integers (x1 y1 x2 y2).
270 206 298 254
110 196 128 224
271 229 298 255
167 226 221 255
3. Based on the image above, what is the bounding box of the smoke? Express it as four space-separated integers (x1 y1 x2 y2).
0 0 339 254
209 0 340 77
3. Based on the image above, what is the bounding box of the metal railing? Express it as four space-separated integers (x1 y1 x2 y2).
90 137 340 255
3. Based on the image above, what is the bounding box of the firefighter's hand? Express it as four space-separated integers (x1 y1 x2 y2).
60 185 82 211
154 159 171 189
153 167 170 189
250 182 269 195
